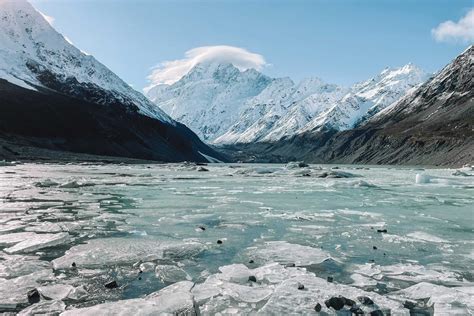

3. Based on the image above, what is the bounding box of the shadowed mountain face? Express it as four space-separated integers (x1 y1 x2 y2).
224 46 474 167
0 0 224 162
0 80 225 162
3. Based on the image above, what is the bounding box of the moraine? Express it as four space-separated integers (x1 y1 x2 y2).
0 162 473 314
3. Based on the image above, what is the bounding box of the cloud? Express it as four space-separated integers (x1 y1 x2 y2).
432 8 474 43
38 10 55 26
145 45 267 87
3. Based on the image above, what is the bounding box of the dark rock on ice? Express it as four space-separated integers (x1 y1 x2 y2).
325 297 345 310
27 288 40 304
297 283 305 290
217 240 223 244
327 276 334 283
248 276 257 282
248 260 254 264
341 296 356 306
377 229 388 233
105 280 118 289
314 303 322 312
285 263 296 267
198 226 206 231
373 246 378 250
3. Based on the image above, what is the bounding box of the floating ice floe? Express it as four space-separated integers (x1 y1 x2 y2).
52 238 206 270
389 282 474 314
155 264 192 283
0 254 51 278
245 241 331 266
406 231 448 243
4 232 70 254
352 263 464 284
18 300 66 315
61 281 195 315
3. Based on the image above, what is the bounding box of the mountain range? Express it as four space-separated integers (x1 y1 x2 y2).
0 0 224 162
145 61 430 145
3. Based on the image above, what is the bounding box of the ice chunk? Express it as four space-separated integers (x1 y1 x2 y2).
18 300 66 315
155 264 192 283
246 241 331 266
25 222 64 233
4 232 70 254
218 264 252 283
52 238 206 270
38 284 74 300
406 232 448 243
390 282 473 315
416 174 431 184
61 281 196 316
0 254 51 278
0 232 37 247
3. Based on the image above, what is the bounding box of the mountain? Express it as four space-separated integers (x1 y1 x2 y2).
228 46 473 166
146 60 428 146
0 0 224 162
145 62 272 142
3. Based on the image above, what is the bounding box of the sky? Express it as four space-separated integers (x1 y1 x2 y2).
30 0 473 91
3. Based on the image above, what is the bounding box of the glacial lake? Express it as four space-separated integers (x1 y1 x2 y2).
0 162 473 315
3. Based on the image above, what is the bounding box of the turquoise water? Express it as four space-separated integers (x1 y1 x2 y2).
0 162 473 314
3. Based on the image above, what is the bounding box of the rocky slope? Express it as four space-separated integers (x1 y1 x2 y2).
0 0 223 162
225 46 474 167
146 60 428 146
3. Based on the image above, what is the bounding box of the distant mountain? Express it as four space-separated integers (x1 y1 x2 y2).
146 60 428 146
227 46 474 166
0 0 223 162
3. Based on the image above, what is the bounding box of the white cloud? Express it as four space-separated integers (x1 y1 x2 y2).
145 45 267 87
38 10 55 26
432 8 474 43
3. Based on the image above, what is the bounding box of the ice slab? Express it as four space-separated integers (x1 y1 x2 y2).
0 254 51 278
52 238 206 270
246 241 331 266
155 264 192 283
390 282 474 315
4 232 70 254
61 281 195 316
18 300 66 315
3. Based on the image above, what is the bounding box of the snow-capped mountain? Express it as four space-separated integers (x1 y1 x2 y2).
146 60 428 145
0 0 224 162
145 62 272 142
299 64 430 133
0 0 170 123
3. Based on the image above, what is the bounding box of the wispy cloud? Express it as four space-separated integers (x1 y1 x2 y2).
145 45 267 88
432 8 474 43
38 10 55 26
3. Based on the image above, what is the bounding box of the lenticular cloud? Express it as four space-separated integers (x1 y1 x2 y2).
145 45 267 87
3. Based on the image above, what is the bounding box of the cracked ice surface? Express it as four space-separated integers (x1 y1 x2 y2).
0 162 472 314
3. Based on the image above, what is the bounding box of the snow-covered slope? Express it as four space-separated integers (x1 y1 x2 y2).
0 0 171 123
146 60 428 145
145 62 272 141
300 64 430 133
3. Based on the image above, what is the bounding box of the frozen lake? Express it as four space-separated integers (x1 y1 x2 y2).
0 162 473 314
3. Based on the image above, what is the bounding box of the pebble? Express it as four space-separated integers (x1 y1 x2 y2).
297 283 305 290
314 303 322 312
377 229 388 233
327 276 334 283
105 280 118 289
27 288 40 304
217 240 223 244
248 260 254 264
248 276 257 282
373 246 378 250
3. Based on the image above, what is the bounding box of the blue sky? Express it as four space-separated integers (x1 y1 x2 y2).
30 0 473 90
